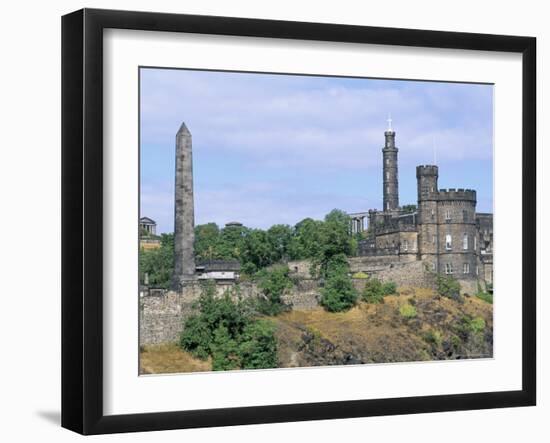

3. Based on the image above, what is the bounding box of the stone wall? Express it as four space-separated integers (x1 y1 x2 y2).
286 259 312 279
374 260 436 289
283 279 320 310
348 254 404 271
140 279 320 345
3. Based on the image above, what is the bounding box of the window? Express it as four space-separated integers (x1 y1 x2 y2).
463 263 470 274
463 234 468 250
431 209 435 220
445 234 452 250
432 262 436 271
445 263 453 274
402 240 408 251
386 158 389 165
386 171 390 180
476 265 479 276
432 235 436 245
463 210 469 222
474 236 477 251
445 209 451 221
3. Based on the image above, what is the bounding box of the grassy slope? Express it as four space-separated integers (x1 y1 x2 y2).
139 288 493 374
140 343 212 374
272 288 493 367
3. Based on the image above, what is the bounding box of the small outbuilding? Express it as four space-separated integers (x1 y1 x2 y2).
196 260 241 281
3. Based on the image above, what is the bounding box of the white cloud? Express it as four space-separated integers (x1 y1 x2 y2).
140 69 493 230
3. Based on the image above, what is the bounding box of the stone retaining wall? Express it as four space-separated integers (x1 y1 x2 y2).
140 260 450 346
140 280 320 345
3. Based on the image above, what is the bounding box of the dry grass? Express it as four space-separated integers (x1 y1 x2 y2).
273 287 493 366
140 287 493 373
139 343 211 374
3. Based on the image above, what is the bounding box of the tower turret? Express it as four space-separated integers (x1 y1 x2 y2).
416 165 439 266
416 165 439 202
382 117 399 211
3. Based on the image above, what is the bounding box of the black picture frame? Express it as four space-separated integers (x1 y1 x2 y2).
61 8 536 435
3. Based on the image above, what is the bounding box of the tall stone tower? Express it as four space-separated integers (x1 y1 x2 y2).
382 119 399 212
416 165 439 266
172 122 196 289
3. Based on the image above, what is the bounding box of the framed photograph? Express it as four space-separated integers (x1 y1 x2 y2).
62 8 536 435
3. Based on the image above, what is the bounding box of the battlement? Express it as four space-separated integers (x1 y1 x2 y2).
374 224 418 235
437 188 476 201
416 165 439 177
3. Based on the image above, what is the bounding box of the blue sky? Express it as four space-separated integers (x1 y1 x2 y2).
140 68 493 234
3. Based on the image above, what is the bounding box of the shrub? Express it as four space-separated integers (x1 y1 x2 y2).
476 291 493 304
238 320 278 369
454 315 486 341
352 271 369 279
423 329 442 346
436 274 461 300
320 260 358 312
362 278 396 303
255 265 293 316
179 283 278 371
381 281 397 295
399 303 417 319
241 262 258 276
179 314 212 360
210 325 241 371
469 317 486 334
362 278 384 304
451 335 461 348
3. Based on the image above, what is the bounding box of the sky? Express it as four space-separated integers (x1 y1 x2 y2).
140 68 493 234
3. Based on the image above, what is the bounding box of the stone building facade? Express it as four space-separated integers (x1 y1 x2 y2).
354 126 493 294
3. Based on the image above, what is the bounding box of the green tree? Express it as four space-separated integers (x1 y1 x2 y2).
194 223 222 261
139 233 174 288
288 218 323 260
312 210 355 278
210 325 241 371
218 224 249 260
267 224 293 262
179 282 278 371
255 265 293 315
238 320 278 369
319 255 358 312
242 229 275 270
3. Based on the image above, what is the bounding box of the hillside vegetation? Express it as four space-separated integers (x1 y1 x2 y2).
273 287 492 367
140 287 492 374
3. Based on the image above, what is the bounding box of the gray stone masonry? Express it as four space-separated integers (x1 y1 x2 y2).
172 122 196 289
382 130 399 211
140 281 319 345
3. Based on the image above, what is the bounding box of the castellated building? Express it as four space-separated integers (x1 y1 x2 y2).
350 125 493 293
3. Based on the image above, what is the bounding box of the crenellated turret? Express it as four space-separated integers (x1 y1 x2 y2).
416 165 439 202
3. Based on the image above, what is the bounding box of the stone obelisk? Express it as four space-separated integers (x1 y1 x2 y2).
172 122 196 290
